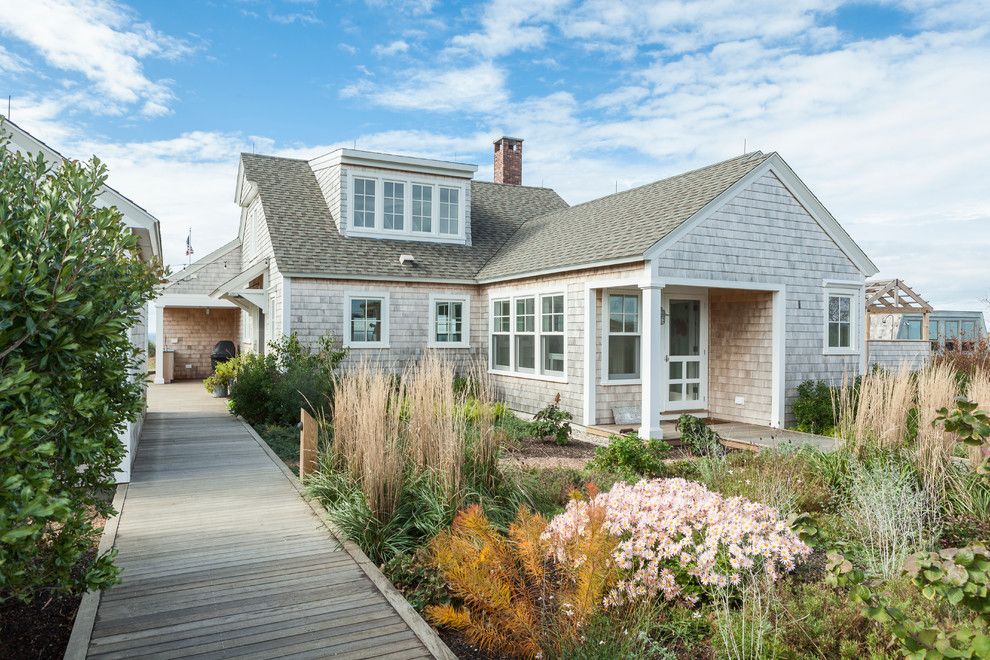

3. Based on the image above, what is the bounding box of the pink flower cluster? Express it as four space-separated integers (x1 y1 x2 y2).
542 478 812 607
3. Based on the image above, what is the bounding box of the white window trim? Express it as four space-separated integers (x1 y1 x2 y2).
823 284 859 355
487 289 568 383
427 293 471 349
601 288 642 384
343 289 390 349
346 169 467 244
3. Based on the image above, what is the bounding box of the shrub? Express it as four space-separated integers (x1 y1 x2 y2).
589 433 670 479
0 139 161 600
675 414 725 457
203 354 239 394
228 332 345 426
426 505 547 658
531 393 573 445
793 379 837 434
542 479 812 608
843 458 940 579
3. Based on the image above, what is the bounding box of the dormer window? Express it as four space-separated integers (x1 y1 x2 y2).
384 181 405 230
353 177 376 228
347 170 467 243
439 187 459 235
412 184 432 232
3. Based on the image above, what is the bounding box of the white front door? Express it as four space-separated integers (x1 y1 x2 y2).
663 294 708 411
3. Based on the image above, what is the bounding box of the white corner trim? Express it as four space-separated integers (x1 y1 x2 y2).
342 288 391 349
426 293 471 349
582 287 596 426
282 277 292 337
770 287 787 428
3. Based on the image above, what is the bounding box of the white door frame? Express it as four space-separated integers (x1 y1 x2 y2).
661 290 709 412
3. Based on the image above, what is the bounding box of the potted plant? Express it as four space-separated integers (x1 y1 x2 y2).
204 357 239 398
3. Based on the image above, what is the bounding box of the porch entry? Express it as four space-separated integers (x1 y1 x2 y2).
663 294 708 411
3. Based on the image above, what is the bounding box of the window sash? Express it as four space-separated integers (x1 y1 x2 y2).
606 293 640 379
490 293 565 377
439 187 459 235
433 300 464 343
412 183 432 232
349 297 383 343
353 178 376 228
383 181 404 230
827 294 853 348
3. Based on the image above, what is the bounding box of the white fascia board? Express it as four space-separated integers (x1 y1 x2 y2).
475 256 645 285
309 147 478 179
211 259 268 297
156 293 239 308
279 271 478 285
166 238 241 284
643 154 879 278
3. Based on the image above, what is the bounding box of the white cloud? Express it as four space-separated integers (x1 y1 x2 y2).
0 0 191 117
356 62 508 113
448 0 569 57
373 40 410 56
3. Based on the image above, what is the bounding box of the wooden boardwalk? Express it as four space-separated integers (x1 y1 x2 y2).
83 382 447 659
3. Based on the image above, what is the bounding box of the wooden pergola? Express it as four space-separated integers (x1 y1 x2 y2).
866 278 934 341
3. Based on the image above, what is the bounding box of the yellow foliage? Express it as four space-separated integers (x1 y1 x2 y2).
427 504 544 658
509 505 547 583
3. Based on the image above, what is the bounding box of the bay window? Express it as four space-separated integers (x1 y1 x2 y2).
607 293 640 380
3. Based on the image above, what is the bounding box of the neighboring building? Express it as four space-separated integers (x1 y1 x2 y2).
157 137 879 437
2 118 163 482
901 310 987 351
865 278 933 371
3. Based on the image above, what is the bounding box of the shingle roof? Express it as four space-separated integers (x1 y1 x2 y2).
476 151 772 280
240 153 568 280
240 150 771 283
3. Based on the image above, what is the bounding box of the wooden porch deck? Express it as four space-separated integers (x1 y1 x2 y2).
587 419 839 453
79 381 450 659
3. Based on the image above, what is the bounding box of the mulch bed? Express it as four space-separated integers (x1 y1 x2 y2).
502 436 599 460
0 550 94 660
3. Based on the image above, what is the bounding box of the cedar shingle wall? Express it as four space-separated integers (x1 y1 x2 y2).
708 289 773 424
163 308 240 380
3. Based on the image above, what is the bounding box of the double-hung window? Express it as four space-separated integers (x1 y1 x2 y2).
492 300 511 369
383 181 404 230
824 287 858 353
515 297 536 371
490 292 566 378
345 292 388 348
607 293 640 380
412 183 432 232
541 295 565 375
429 294 469 348
439 187 459 235
353 177 376 228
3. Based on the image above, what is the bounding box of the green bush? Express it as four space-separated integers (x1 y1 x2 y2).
589 433 670 480
793 379 838 434
531 394 572 445
228 332 346 426
676 414 725 457
0 138 161 601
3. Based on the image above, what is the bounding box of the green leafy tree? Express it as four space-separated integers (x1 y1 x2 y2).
0 134 161 601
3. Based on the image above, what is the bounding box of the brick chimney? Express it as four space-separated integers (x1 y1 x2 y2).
493 136 522 185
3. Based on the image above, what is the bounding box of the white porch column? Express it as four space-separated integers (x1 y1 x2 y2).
582 286 597 427
639 284 664 439
154 303 165 384
770 287 787 428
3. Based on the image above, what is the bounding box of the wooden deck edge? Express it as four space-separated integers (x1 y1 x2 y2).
237 416 458 660
63 483 129 660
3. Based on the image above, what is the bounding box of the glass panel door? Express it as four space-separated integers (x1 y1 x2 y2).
665 298 705 410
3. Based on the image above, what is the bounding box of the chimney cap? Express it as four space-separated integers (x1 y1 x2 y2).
494 136 524 144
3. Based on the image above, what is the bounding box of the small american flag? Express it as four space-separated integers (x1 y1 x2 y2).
185 229 194 257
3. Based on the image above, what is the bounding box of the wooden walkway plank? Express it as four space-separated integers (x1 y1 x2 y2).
80 381 452 659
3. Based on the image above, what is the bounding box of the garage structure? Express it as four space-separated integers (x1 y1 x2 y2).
155 240 243 383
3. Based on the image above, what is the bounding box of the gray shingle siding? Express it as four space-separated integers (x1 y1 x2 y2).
655 171 864 424
164 243 242 296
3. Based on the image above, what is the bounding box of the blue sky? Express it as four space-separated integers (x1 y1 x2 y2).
1 0 988 311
